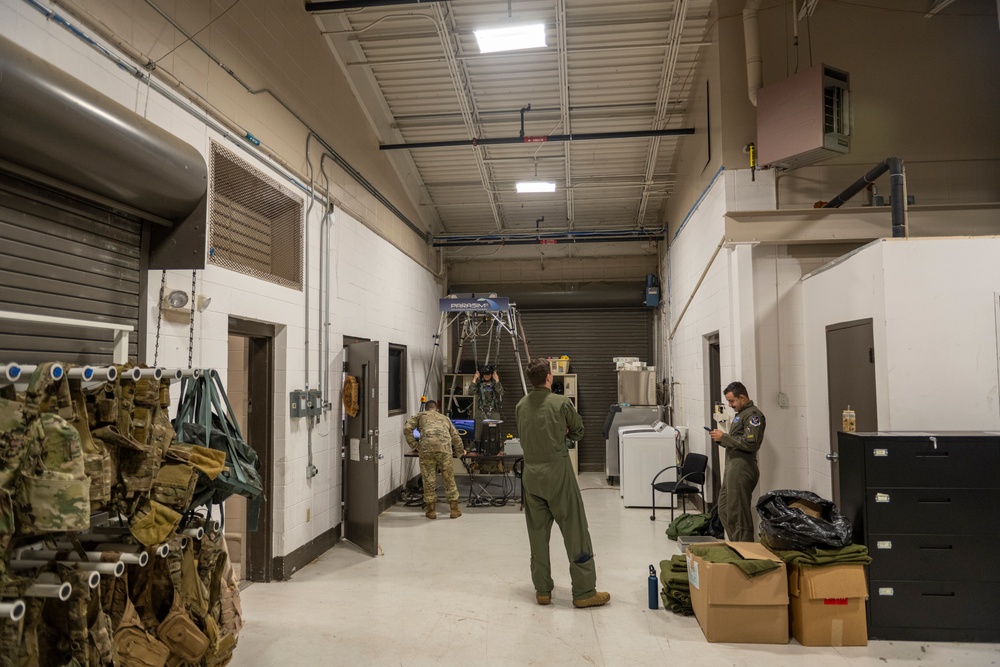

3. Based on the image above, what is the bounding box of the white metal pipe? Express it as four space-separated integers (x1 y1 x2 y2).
743 0 763 107
182 527 204 540
6 364 63 380
1 364 22 382
20 549 145 567
25 582 72 601
162 368 184 380
179 368 202 378
0 600 26 621
123 367 142 382
66 366 95 381
155 543 170 558
33 571 89 588
10 559 125 577
137 368 162 379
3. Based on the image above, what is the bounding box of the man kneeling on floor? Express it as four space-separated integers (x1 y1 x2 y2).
404 400 465 519
516 358 610 609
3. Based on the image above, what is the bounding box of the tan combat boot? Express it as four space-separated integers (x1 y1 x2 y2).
449 500 462 518
425 503 436 520
573 592 611 608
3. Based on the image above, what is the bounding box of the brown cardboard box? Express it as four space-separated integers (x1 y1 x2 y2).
687 541 789 644
789 564 869 646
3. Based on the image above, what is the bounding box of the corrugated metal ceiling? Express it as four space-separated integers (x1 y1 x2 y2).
312 0 713 259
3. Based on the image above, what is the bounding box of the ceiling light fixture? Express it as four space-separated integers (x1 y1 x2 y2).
516 181 556 193
474 23 546 54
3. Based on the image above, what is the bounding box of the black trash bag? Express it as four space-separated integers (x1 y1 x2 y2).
705 504 725 539
755 489 852 550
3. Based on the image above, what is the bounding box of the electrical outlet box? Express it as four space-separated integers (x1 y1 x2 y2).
306 389 322 416
289 390 307 418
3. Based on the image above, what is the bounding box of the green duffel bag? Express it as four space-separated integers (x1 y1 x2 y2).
666 512 712 540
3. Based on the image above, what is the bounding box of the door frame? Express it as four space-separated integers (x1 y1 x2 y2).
705 332 722 505
826 317 877 507
228 317 275 582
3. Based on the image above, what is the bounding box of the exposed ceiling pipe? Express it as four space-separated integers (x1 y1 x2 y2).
822 157 908 238
555 0 574 226
380 127 695 151
432 228 664 247
744 0 763 107
305 0 450 11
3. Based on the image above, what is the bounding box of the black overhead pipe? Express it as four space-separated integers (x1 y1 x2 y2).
823 157 907 238
380 127 696 151
306 0 449 11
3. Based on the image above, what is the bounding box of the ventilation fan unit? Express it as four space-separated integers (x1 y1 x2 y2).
757 64 850 170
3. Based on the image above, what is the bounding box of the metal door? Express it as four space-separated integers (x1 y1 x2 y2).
345 340 379 556
826 319 877 505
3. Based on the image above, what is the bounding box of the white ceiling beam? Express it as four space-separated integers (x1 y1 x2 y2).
635 0 689 228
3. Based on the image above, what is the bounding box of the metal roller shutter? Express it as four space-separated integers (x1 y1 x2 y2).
0 171 144 365
491 308 654 472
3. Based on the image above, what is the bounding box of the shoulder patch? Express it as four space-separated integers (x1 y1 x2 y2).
749 415 761 427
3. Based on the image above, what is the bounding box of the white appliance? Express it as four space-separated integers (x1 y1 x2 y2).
620 422 677 508
616 422 660 497
604 405 662 482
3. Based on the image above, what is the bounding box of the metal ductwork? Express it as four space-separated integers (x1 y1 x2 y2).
823 157 908 238
0 33 206 227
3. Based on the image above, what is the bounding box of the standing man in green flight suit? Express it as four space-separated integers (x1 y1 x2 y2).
404 400 466 520
516 358 610 609
709 381 765 542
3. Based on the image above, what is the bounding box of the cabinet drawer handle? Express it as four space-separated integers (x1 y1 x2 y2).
918 545 953 550
915 451 949 457
921 592 956 597
917 498 951 504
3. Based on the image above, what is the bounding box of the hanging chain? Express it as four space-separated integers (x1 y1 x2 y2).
153 270 166 366
187 270 197 369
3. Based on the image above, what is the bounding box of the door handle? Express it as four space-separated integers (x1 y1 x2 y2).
378 454 384 460
826 452 839 462
363 454 385 462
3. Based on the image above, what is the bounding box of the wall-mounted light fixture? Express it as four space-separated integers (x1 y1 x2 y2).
163 290 189 309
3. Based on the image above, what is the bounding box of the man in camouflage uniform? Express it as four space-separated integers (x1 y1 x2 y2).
709 381 766 542
516 358 610 609
404 401 465 520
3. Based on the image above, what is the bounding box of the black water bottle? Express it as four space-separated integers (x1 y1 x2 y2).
648 564 658 610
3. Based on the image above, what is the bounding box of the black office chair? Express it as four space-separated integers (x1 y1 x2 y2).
649 453 708 521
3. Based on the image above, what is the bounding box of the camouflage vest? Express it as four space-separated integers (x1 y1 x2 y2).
68 378 113 511
15 364 91 534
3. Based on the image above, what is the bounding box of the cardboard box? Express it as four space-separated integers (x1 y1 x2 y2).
789 564 869 646
687 541 789 644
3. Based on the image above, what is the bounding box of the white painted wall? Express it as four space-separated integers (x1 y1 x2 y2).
664 170 731 501
802 237 1000 498
0 2 443 559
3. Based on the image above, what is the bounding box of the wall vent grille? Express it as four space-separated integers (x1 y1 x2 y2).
209 142 303 290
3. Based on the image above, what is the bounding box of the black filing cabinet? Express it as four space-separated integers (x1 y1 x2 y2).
836 431 1000 642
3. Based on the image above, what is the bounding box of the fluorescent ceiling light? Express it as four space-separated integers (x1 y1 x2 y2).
474 23 546 54
516 181 556 193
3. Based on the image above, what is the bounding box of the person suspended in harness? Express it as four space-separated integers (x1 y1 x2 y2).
471 364 503 448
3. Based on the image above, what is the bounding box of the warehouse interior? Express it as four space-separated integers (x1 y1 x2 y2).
0 0 999 664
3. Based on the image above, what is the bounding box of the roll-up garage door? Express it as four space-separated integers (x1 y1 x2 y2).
0 171 143 365
492 308 654 472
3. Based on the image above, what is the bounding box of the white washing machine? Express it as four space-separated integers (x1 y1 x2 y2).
616 423 660 497
620 423 678 508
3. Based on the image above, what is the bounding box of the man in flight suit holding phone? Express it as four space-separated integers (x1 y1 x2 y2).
708 381 765 542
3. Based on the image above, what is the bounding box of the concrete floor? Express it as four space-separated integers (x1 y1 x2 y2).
232 473 999 666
